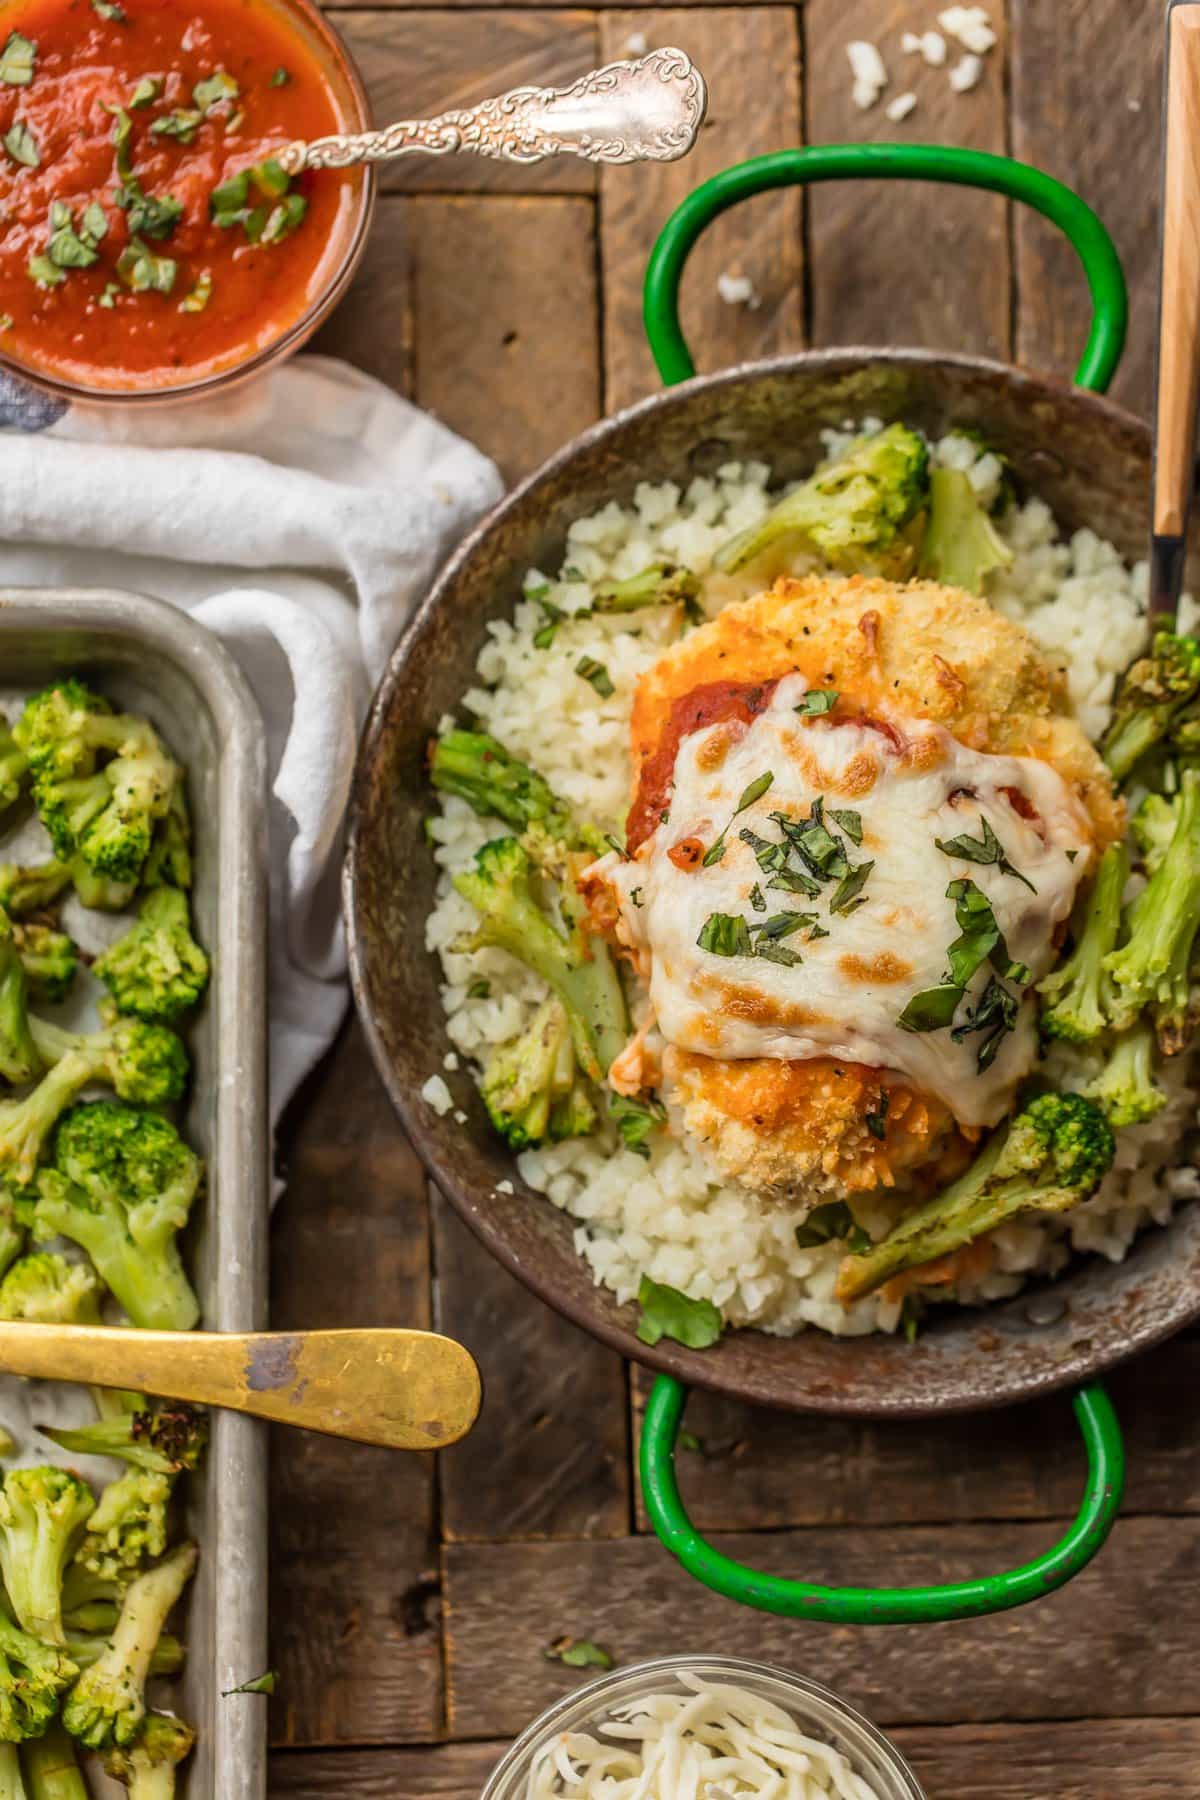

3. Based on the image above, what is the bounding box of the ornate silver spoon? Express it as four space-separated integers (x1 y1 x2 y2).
275 47 707 175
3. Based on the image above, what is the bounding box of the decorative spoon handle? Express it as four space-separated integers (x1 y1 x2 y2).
0 1323 482 1451
276 48 707 175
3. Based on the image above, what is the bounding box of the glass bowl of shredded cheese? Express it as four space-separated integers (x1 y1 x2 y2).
480 1656 925 1800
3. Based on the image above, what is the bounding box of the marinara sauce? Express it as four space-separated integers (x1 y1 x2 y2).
0 0 359 391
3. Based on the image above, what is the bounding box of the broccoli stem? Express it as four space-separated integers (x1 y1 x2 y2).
1037 841 1128 1042
0 921 40 1088
591 564 701 613
430 732 576 840
1104 767 1200 1048
0 1743 26 1800
917 466 1014 594
21 1725 88 1800
63 1542 197 1750
1084 1020 1168 1127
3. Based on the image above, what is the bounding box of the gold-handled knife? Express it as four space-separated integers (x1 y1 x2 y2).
0 1323 482 1451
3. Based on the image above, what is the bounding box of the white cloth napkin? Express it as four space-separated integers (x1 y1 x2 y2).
0 356 504 1139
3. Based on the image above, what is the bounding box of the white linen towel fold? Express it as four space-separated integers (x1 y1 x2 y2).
0 355 504 1139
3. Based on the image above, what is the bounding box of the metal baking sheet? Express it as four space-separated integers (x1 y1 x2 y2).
0 587 269 1800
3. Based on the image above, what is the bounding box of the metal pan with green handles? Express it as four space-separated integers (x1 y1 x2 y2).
344 145 1199 1625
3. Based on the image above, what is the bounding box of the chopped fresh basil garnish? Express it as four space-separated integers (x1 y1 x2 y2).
774 806 848 882
193 69 239 112
749 882 766 912
545 1638 613 1670
950 974 1019 1070
897 983 963 1034
44 199 106 270
766 867 821 897
97 281 121 309
865 1089 890 1141
91 0 127 19
795 1200 868 1249
0 31 35 85
27 254 64 289
697 912 752 958
754 939 802 967
636 1275 722 1348
945 877 1028 986
270 66 291 86
575 657 614 698
611 1093 664 1159
260 192 307 244
117 236 177 294
179 268 213 313
225 107 244 133
739 826 789 875
532 597 565 648
935 815 1036 893
0 314 11 331
829 860 874 915
129 74 162 107
222 1669 277 1697
829 807 863 844
750 911 811 941
603 832 626 859
794 688 839 717
703 770 774 866
3 121 38 166
150 108 203 144
112 109 183 239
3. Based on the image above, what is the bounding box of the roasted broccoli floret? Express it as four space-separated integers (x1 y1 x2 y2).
1132 791 1177 874
69 859 137 913
63 1542 197 1750
33 1105 201 1333
0 1253 102 1326
590 563 701 613
0 1189 25 1286
430 731 589 847
41 1404 207 1478
0 1466 95 1646
1083 1019 1168 1128
479 996 597 1150
15 682 178 885
1101 631 1200 783
12 926 77 1008
76 1469 171 1585
22 1722 89 1799
0 861 72 920
1037 842 1128 1043
93 889 209 1024
715 423 930 577
0 719 27 823
0 1610 77 1743
837 1092 1115 1302
103 1710 195 1798
142 787 192 892
0 915 39 1089
453 836 628 1084
917 466 1015 593
0 1021 187 1184
1103 767 1200 1051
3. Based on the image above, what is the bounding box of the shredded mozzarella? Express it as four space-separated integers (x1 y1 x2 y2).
524 1675 886 1798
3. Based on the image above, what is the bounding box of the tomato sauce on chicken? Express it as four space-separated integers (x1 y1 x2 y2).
0 0 356 390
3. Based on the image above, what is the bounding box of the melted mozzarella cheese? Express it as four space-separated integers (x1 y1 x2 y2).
606 676 1092 1129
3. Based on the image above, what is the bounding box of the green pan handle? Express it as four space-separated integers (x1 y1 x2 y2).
640 1377 1124 1622
643 144 1128 394
637 144 1130 1621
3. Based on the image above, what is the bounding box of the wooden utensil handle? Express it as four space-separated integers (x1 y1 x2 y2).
1155 3 1200 539
0 1324 482 1451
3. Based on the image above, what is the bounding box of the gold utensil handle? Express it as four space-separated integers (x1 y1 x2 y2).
1155 4 1200 543
0 1324 481 1452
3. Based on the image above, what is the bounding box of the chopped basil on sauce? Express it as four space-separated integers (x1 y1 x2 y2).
574 657 614 699
27 254 64 289
129 75 163 108
0 314 12 331
111 108 183 239
117 236 177 294
0 32 36 86
97 281 121 308
42 199 107 271
3 121 39 167
225 107 244 133
270 66 291 87
702 770 774 867
260 192 307 244
91 0 128 20
193 69 239 113
935 815 1036 893
179 268 213 313
794 688 839 716
150 108 203 144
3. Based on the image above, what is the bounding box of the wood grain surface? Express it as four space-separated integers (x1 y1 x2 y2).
274 1 1186 1791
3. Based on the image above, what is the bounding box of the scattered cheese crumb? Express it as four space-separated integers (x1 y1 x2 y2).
443 1051 460 1071
454 1109 468 1125
421 1074 453 1116
901 31 921 51
886 91 918 122
717 271 761 309
624 30 648 55
495 1179 515 1195
949 52 984 92
939 6 996 55
1128 98 1142 113
847 39 887 109
920 29 948 65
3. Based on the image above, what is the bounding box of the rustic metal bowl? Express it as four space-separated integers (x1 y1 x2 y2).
344 349 1200 1417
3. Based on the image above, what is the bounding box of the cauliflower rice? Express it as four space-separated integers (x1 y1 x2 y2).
425 427 1200 1337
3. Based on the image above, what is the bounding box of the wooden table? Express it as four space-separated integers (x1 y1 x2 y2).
268 2 1198 1793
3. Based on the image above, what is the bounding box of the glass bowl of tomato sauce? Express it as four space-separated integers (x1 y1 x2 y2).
0 0 375 402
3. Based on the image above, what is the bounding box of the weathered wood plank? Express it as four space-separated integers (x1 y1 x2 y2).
312 195 414 394
1011 0 1161 415
409 194 600 482
444 1518 1200 1737
630 1332 1200 1532
598 9 804 411
269 1022 439 1748
269 1717 1200 1797
434 1194 631 1541
337 11 600 194
806 0 1011 359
